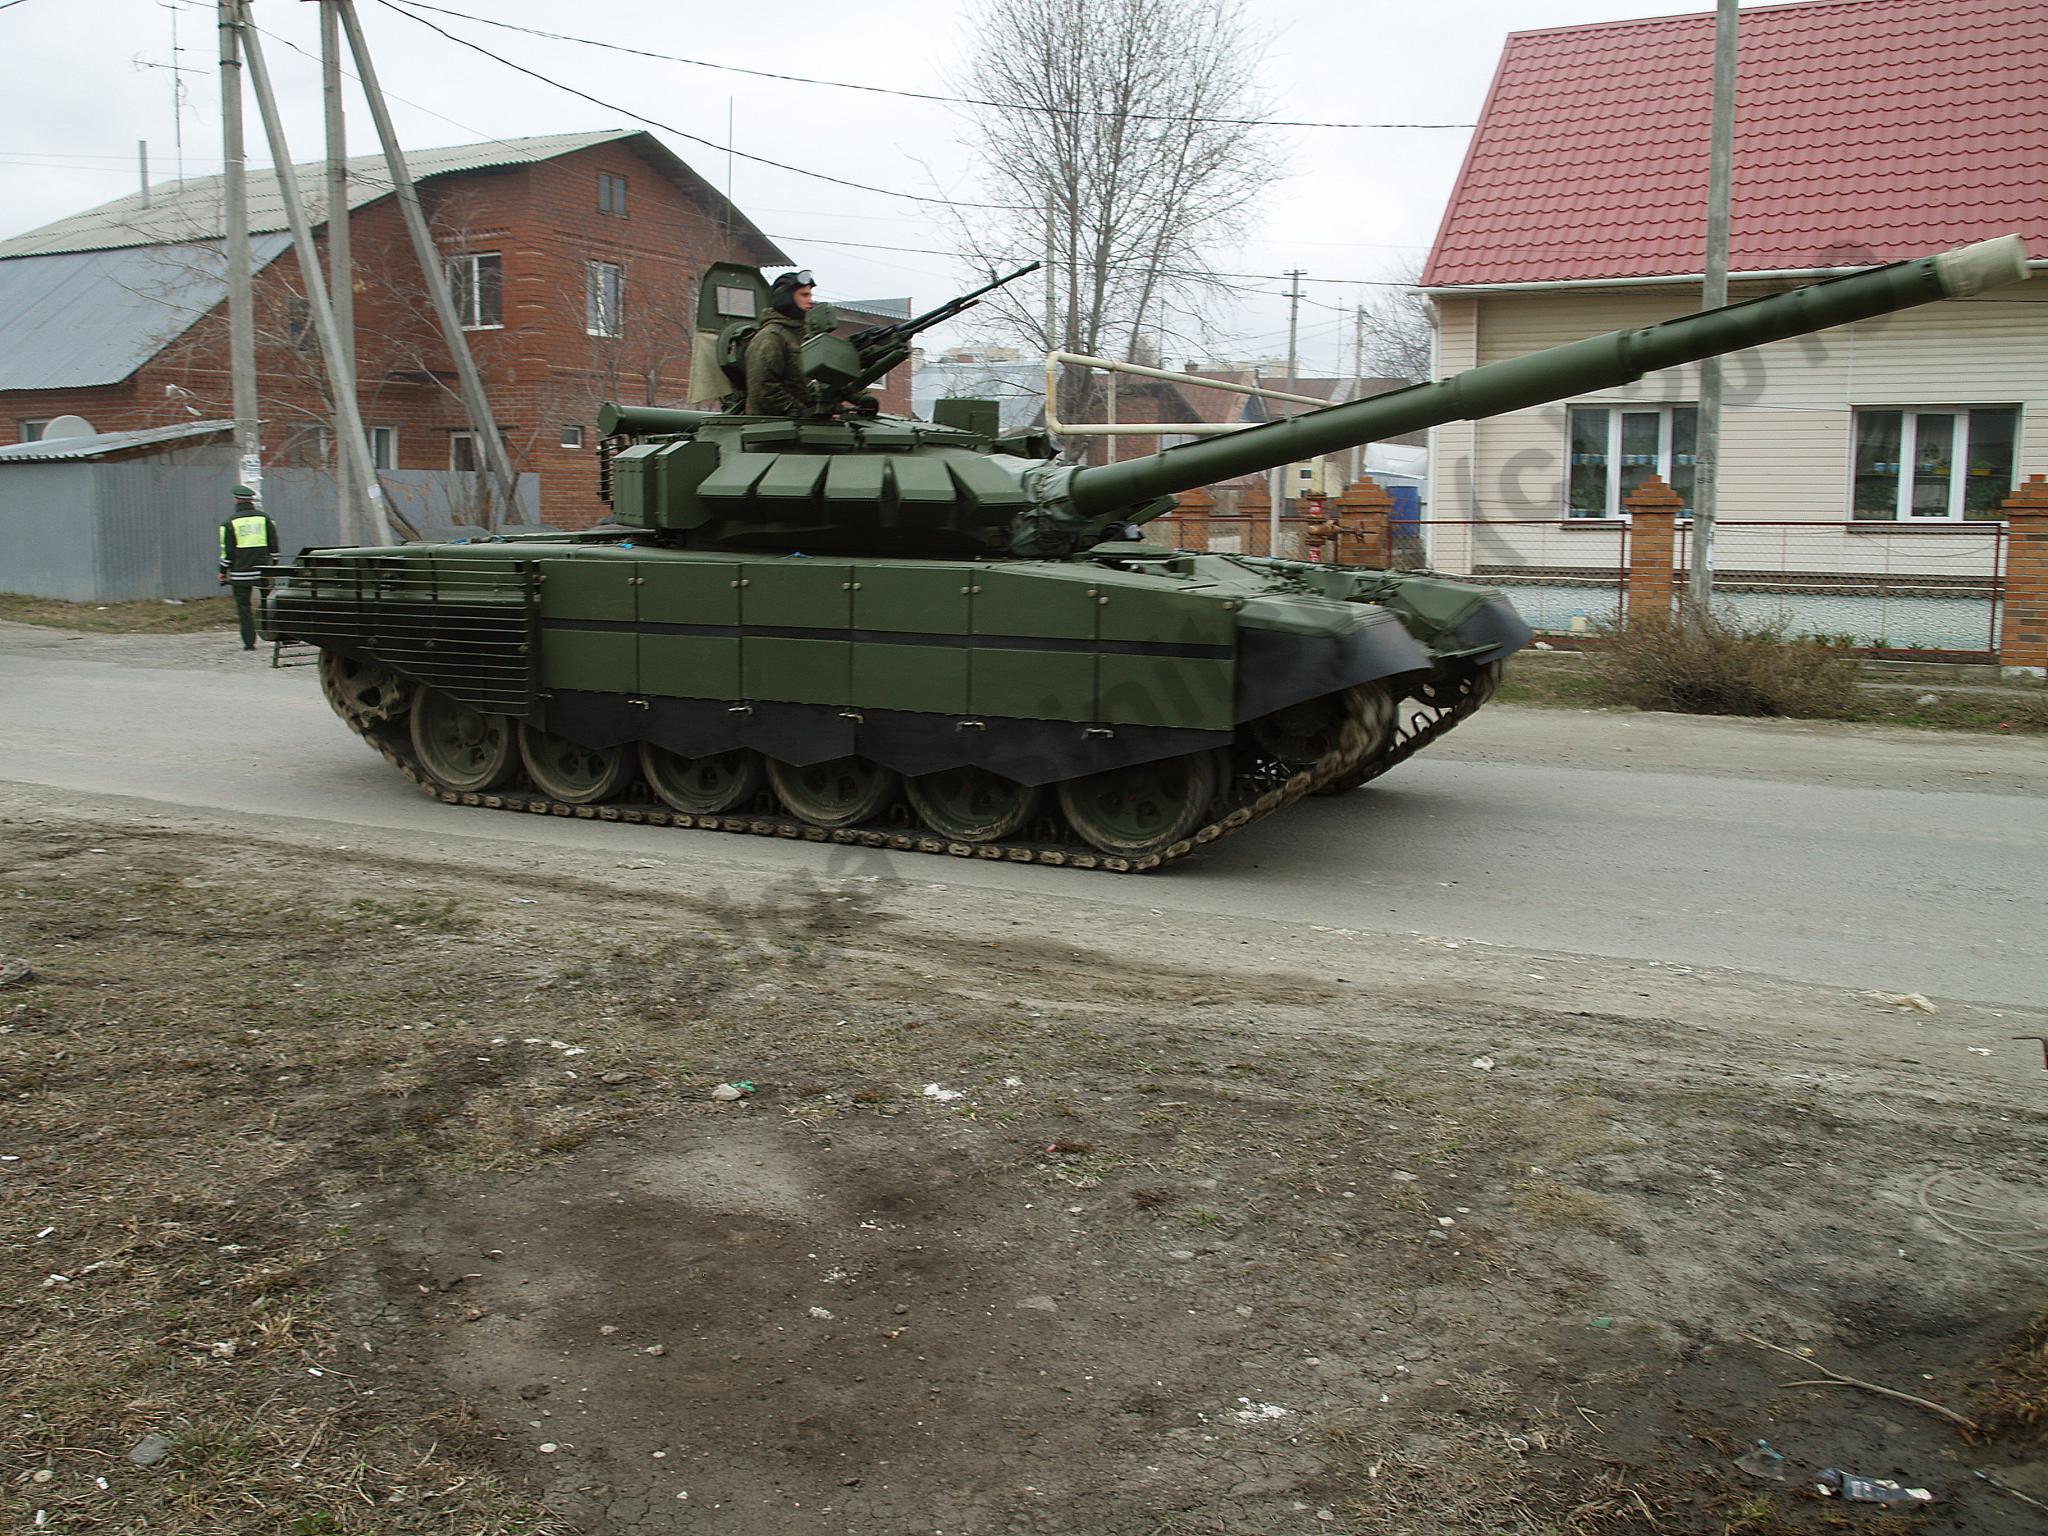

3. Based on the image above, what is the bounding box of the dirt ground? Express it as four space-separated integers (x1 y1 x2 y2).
2 797 2045 1535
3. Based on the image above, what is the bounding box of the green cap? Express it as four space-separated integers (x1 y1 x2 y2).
233 484 257 499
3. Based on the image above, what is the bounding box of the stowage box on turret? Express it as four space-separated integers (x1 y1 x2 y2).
265 237 2030 869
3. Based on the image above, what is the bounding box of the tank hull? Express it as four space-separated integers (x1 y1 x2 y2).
267 536 1525 868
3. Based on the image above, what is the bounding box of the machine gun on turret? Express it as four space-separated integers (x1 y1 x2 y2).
680 260 1044 421
804 261 1042 409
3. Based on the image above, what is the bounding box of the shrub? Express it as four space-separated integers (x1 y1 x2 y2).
1594 603 1861 718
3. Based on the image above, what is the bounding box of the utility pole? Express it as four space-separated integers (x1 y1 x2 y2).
217 0 261 499
236 12 393 542
1043 198 1061 454
336 0 522 526
1351 300 1367 483
320 0 358 545
1271 268 1305 554
1690 0 1738 611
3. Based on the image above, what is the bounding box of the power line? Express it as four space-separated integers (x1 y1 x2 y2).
251 19 553 175
772 232 1426 290
371 0 1022 211
379 0 1474 132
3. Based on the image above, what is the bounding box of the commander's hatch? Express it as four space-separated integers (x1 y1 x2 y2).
691 263 773 401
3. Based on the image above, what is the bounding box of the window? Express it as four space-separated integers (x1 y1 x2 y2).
1852 407 2018 521
367 426 397 471
451 430 510 472
597 172 628 217
560 424 585 449
446 252 502 329
1567 404 1696 518
283 295 315 351
18 419 49 443
585 260 623 337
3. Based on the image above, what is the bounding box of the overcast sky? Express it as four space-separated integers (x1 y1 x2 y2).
0 0 1745 373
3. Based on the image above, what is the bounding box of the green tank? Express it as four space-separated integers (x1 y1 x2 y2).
267 236 2028 870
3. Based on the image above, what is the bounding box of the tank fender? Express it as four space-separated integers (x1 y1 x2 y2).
1231 603 1429 721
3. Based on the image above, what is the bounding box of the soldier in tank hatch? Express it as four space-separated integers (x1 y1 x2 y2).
744 268 816 417
218 484 278 652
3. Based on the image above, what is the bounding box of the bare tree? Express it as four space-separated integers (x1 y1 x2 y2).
1356 266 1436 385
949 0 1277 457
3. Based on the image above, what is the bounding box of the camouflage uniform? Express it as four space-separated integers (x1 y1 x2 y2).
743 310 809 416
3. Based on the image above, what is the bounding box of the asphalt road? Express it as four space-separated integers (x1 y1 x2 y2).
5 620 2046 1007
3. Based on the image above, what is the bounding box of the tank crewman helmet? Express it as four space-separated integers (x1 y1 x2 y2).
769 269 817 319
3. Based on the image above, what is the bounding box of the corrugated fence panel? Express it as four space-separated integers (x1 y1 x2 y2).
0 464 102 601
1 462 540 601
90 450 240 601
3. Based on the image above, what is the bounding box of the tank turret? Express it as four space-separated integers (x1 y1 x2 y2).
599 236 2029 562
265 236 2029 870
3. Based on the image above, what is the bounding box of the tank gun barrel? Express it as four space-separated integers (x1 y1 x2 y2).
1056 235 2031 523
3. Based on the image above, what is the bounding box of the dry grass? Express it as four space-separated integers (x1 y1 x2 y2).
1502 629 2048 733
1593 605 1862 719
1976 1308 2048 1442
0 593 238 633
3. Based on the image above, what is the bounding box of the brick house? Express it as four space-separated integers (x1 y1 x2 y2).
0 130 913 529
1421 0 2048 641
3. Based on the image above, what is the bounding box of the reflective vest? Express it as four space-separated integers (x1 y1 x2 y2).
221 512 275 581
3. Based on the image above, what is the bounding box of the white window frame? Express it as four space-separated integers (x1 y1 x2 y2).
1565 403 1696 519
367 425 397 472
597 172 628 217
18 419 50 443
1850 406 2018 522
446 251 503 331
585 260 624 338
450 431 479 472
560 424 585 449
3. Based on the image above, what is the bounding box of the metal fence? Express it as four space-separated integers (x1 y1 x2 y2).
1676 520 2004 654
0 459 540 603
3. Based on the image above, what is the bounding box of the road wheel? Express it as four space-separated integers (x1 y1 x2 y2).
1251 688 1368 773
318 649 410 727
409 688 516 792
519 724 636 804
906 766 1043 842
1058 751 1218 859
640 744 765 815
767 756 900 830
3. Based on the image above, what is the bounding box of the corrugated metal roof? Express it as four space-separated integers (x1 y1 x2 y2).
0 237 290 390
0 130 786 264
1424 0 2048 287
0 132 629 258
839 298 913 322
0 419 234 462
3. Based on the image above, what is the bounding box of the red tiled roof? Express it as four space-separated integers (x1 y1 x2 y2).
1422 0 2048 287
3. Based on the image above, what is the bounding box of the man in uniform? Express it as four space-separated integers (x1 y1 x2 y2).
218 484 279 651
743 268 816 417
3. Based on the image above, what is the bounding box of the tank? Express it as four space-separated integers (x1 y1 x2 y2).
267 236 2029 870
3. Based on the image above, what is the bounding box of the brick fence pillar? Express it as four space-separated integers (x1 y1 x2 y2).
1622 474 1683 624
1999 473 2048 675
1172 485 1213 552
1332 476 1394 568
1238 483 1271 556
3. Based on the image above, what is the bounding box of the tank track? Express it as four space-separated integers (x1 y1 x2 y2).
327 665 1497 874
